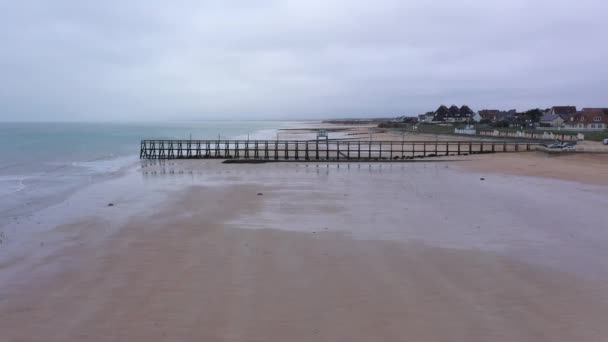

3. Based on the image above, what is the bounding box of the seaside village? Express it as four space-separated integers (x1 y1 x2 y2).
388 105 608 145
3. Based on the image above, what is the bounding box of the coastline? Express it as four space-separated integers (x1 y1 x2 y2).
0 121 300 229
1 121 608 341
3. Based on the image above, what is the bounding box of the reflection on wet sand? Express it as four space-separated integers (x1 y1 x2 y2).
1 155 608 341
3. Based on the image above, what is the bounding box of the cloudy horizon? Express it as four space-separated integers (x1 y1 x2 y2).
1 0 607 121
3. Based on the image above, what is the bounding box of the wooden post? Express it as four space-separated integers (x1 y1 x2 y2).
423 142 426 157
305 141 309 160
457 142 461 155
446 142 449 156
347 142 350 160
295 142 299 160
275 141 279 160
358 141 361 159
316 140 319 160
337 141 340 160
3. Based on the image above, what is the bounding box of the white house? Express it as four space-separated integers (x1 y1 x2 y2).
563 109 608 130
540 114 564 127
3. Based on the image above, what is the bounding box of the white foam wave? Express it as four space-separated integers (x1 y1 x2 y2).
70 155 139 174
0 176 28 196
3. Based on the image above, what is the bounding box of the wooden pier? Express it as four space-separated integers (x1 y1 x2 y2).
140 139 541 161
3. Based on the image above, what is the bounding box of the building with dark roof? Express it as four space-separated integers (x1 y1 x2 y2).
564 109 608 130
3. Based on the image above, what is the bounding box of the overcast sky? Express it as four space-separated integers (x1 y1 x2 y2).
0 0 607 121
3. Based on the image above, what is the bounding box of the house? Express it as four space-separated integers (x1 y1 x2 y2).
563 109 608 130
540 114 564 127
418 112 434 123
400 116 418 124
478 109 517 123
546 106 576 118
582 108 608 113
478 110 500 122
496 110 517 123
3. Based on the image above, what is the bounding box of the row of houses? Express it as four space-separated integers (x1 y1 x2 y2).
540 107 608 131
411 105 608 131
417 105 476 123
478 109 517 122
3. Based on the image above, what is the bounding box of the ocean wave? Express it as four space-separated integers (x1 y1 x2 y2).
69 155 139 174
0 176 28 196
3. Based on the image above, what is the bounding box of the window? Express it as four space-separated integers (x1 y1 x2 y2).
591 124 596 129
594 116 602 122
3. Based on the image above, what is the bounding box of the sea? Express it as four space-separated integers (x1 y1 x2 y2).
0 121 294 226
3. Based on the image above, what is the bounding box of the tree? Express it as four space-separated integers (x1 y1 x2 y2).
460 105 474 117
522 109 544 123
492 121 510 128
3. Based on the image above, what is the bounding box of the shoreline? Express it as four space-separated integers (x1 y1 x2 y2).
0 121 298 230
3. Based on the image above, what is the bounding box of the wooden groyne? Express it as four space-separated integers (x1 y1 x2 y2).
140 139 541 161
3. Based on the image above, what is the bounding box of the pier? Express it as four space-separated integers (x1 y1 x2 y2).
140 139 541 161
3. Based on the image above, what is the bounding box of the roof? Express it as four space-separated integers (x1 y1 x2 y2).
496 112 516 121
582 108 608 115
570 111 608 124
478 110 500 120
551 106 577 115
540 114 561 122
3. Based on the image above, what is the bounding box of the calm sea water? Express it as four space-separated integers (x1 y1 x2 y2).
0 121 292 222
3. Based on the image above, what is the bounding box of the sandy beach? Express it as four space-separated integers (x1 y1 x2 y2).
1 125 608 341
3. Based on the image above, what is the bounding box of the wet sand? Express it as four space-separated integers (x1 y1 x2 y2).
2 184 608 341
0 156 607 341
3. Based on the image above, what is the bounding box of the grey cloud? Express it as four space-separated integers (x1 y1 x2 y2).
0 0 607 121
